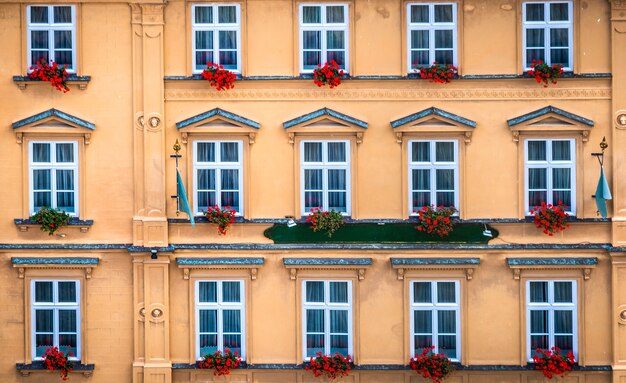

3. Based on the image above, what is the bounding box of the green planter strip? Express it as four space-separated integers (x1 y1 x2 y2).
264 223 497 244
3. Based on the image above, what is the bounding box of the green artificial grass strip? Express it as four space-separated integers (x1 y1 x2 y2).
264 223 498 244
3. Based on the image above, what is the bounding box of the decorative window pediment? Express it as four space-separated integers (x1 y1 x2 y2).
11 257 99 279
283 257 372 281
390 257 480 280
391 107 476 144
507 106 593 142
176 257 264 280
283 108 368 144
12 109 95 144
176 108 260 144
506 257 597 280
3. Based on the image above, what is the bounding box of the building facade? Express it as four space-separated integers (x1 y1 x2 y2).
1 0 626 382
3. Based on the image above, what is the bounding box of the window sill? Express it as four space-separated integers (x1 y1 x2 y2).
16 361 95 377
13 75 91 90
171 363 610 371
168 216 246 224
14 218 94 233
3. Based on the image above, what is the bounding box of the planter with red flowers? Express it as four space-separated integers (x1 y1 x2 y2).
30 207 71 236
527 59 564 87
416 205 457 238
197 349 242 376
410 346 455 383
417 62 458 84
201 62 237 91
531 201 570 236
307 207 345 237
532 347 576 379
28 58 71 93
204 205 236 235
42 346 74 381
305 352 352 380
313 60 345 89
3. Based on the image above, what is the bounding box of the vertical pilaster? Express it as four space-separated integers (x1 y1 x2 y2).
130 2 168 247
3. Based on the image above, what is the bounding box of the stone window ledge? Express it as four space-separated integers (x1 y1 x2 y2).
13 75 91 90
14 218 94 233
16 361 95 377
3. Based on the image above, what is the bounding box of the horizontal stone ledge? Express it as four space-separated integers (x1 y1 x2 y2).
391 257 480 266
11 257 99 265
13 75 92 90
170 363 611 371
283 258 373 266
16 361 95 377
176 257 264 266
14 218 94 233
507 257 598 266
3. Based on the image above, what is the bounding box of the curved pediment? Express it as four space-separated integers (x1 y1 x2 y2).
390 107 476 143
507 106 593 142
12 108 95 144
176 108 260 143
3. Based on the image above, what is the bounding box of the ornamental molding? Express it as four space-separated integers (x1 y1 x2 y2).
165 88 611 101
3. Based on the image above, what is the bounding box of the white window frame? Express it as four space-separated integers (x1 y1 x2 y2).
409 280 461 361
406 3 458 72
31 279 81 361
526 280 577 361
195 280 246 360
522 1 573 71
299 4 349 73
523 138 576 215
301 280 353 360
29 140 79 216
408 140 459 216
300 140 351 216
191 4 242 74
26 5 77 73
192 140 244 216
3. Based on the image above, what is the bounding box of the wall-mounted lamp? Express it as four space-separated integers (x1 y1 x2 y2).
150 249 158 260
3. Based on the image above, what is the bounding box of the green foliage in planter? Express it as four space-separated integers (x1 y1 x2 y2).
30 207 70 235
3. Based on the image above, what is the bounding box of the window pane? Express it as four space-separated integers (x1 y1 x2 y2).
411 30 429 50
550 28 569 48
306 309 324 332
550 3 569 21
413 192 430 211
57 193 74 212
554 310 573 333
528 168 547 189
199 310 217 332
199 282 217 302
54 31 72 50
221 192 239 210
529 191 547 210
33 169 51 190
329 282 348 303
435 142 454 162
221 169 239 190
304 142 322 162
438 310 456 333
326 31 345 49
326 6 345 23
434 50 454 65
436 169 454 190
552 141 571 161
220 142 239 162
410 5 429 23
303 51 321 69
413 282 432 303
414 310 432 332
551 48 569 67
553 191 571 207
411 50 430 68
302 6 321 23
36 310 53 332
434 5 453 23
218 6 237 23
31 50 49 66
58 335 76 356
222 282 241 302
219 51 237 69
436 192 455 208
438 335 457 359
330 310 348 333
303 31 322 50
54 51 73 67
412 169 430 191
526 4 544 21
56 170 74 190
223 334 241 354
531 335 549 354
196 31 213 50
30 6 48 23
35 281 53 302
58 282 76 302
35 334 54 357
34 192 52 210
196 51 213 70
306 281 325 302
552 168 571 190
330 335 348 355
306 334 324 356
304 169 323 190
328 192 346 212
434 30 453 49
219 30 237 50
53 6 72 23
412 142 430 162
526 48 545 66
326 51 345 67
437 282 456 303
197 143 215 162
305 192 323 210
223 309 241 332
199 334 218 356
328 170 346 190
197 169 216 190
529 282 548 302
554 335 573 355
59 310 77 332
327 142 346 162
195 6 212 24
530 310 548 333
554 282 573 303
414 335 432 351
33 143 51 162
526 29 544 48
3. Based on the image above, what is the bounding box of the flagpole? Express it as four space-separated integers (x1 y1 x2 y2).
170 139 182 216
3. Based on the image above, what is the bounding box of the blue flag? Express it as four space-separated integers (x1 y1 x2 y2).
595 166 612 218
177 169 195 227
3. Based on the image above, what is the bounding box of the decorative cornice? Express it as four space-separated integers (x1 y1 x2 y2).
283 257 373 281
165 88 611 101
11 257 100 279
176 257 265 280
390 257 480 280
506 257 598 280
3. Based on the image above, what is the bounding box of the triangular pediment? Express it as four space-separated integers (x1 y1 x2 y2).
507 106 593 142
304 119 351 128
283 108 368 130
12 109 95 144
176 108 260 131
390 107 476 143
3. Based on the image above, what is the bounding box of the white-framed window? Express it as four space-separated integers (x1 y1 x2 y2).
191 4 241 73
407 3 457 71
526 280 577 361
299 4 349 72
522 1 573 70
27 5 76 72
524 139 575 214
31 280 80 360
409 140 458 214
193 140 243 215
410 281 460 361
301 140 350 215
29 141 79 216
302 280 352 359
195 280 245 360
